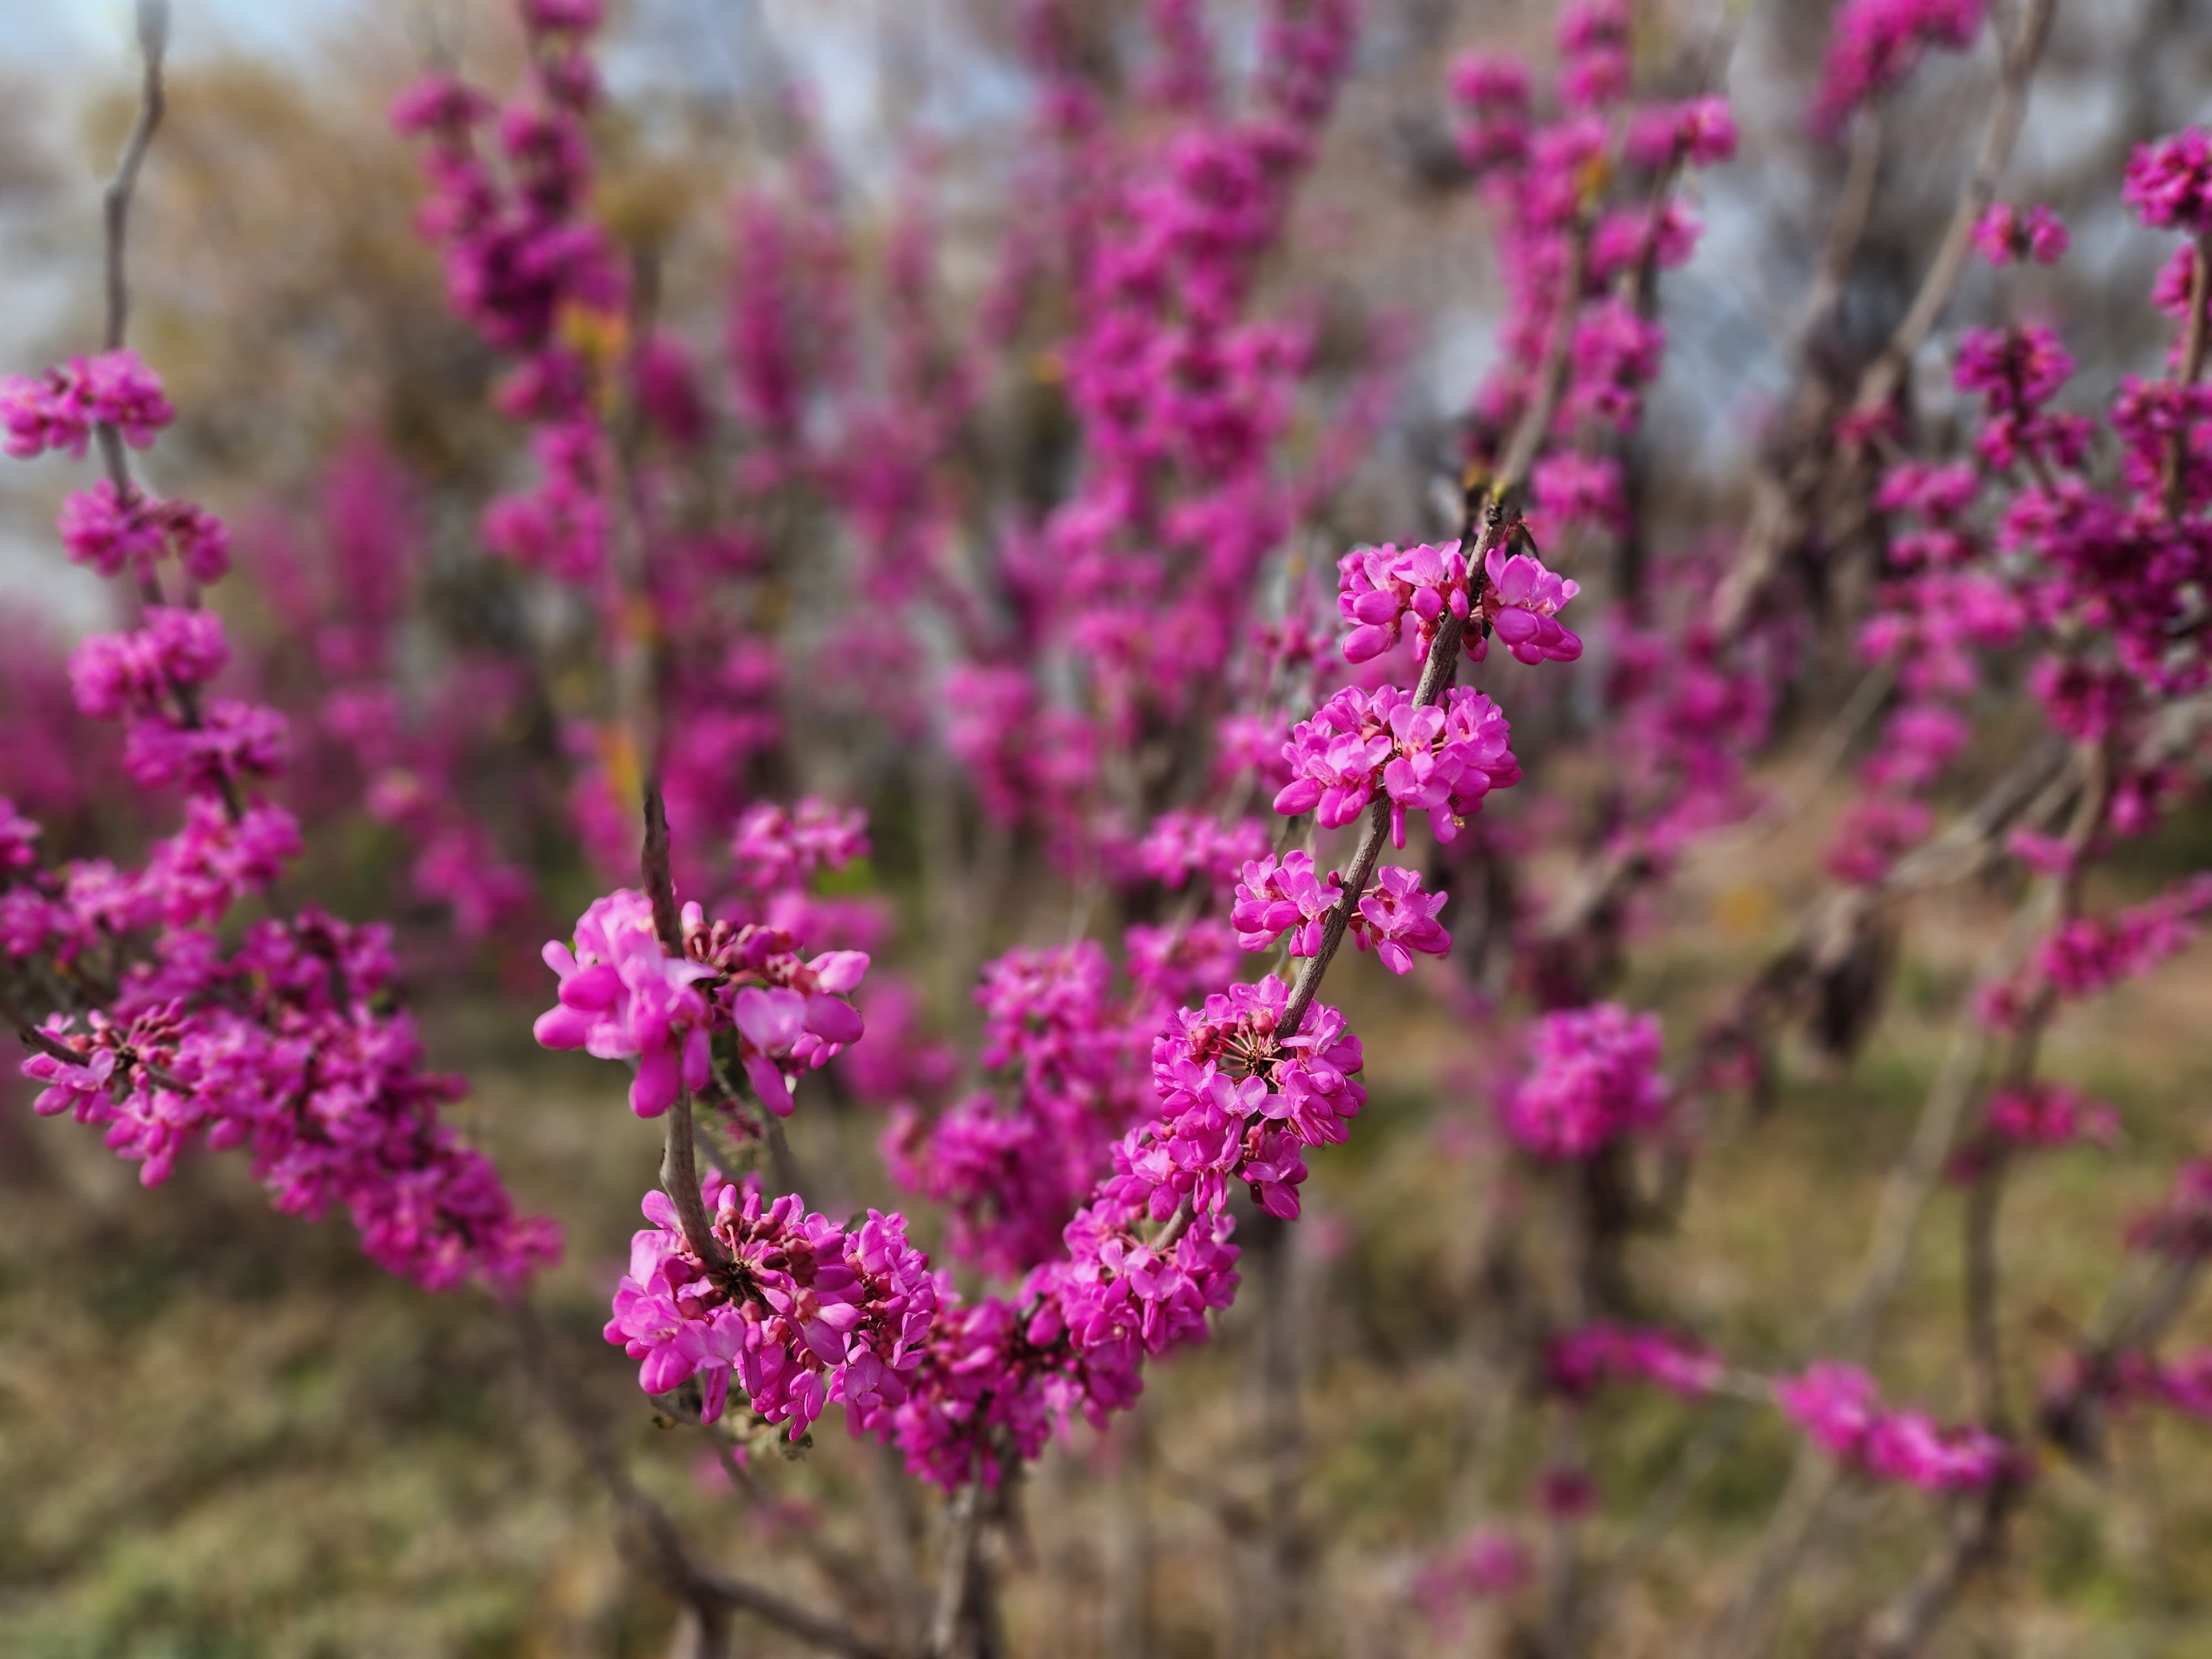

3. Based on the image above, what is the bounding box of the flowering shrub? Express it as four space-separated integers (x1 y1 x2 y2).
9 0 2212 1653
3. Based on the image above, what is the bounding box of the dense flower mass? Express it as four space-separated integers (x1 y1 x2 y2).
1274 684 1521 847
729 799 870 898
1979 874 2212 1030
3 336 555 1296
59 480 231 583
1500 1003 1667 1159
606 1172 936 1438
535 888 869 1118
2122 127 2212 233
887 941 1152 1277
1548 1323 1723 1399
1232 851 1344 956
1971 202 2068 266
1349 863 1451 973
1234 853 1448 975
1115 973 1368 1222
0 348 173 459
1777 1362 2013 1491
23 911 560 1291
1335 538 1583 667
20 8 2212 1650
1948 1082 2119 1182
1810 0 1985 138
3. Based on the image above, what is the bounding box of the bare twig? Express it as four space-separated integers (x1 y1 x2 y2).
1712 0 2058 642
1852 0 2059 415
642 786 729 1271
515 1306 908 1659
1799 106 1886 354
1279 337 1578 1048
2164 231 2212 519
105 1 169 356
927 1478 983 1658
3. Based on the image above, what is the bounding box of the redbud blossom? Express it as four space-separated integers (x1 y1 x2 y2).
2122 127 2212 233
1971 202 2068 265
605 1172 935 1438
1501 1003 1666 1160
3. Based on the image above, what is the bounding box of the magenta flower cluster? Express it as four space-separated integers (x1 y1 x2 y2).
0 348 173 458
535 888 868 1119
1980 874 2212 1029
2 342 556 1295
1547 1322 1723 1400
1274 684 1521 848
1336 539 1583 668
886 942 1154 1278
1810 0 1985 139
1947 1083 2119 1183
24 911 559 1292
1499 1003 1667 1160
1232 852 1450 975
606 1171 936 1439
1776 1362 2012 1491
2122 128 2212 233
1971 202 2069 266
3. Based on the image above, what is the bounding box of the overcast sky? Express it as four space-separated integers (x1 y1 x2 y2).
0 0 351 81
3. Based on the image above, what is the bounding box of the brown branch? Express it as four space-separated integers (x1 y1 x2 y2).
1853 0 2059 415
1959 1162 2011 1430
83 4 258 830
1495 225 1592 493
1855 1476 2017 1658
1849 741 2112 1655
926 1477 984 1659
1712 948 2006 1658
2164 231 2212 519
514 1307 910 1659
1714 743 2089 1656
105 1 169 356
2 976 194 1097
1802 105 1887 355
1278 317 1580 1048
1711 0 2057 642
641 786 729 1272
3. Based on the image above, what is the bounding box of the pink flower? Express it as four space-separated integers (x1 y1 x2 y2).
57 483 229 583
1861 1412 2009 1490
1626 96 1736 169
1954 325 2072 415
1138 810 1270 894
1349 863 1450 974
730 797 870 898
1948 1083 2119 1182
68 609 229 720
0 799 38 873
1479 543 1583 665
1336 539 1473 665
1971 202 2068 265
535 890 715 1117
1776 1361 1882 1459
1777 1361 2011 1490
605 1173 936 1439
1414 1528 1531 1633
1274 685 1396 826
1548 1323 1723 1399
1501 1003 1666 1159
2123 128 2212 233
0 349 173 460
1232 850 1344 956
1811 0 1984 138
1529 452 1626 540
389 74 494 136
